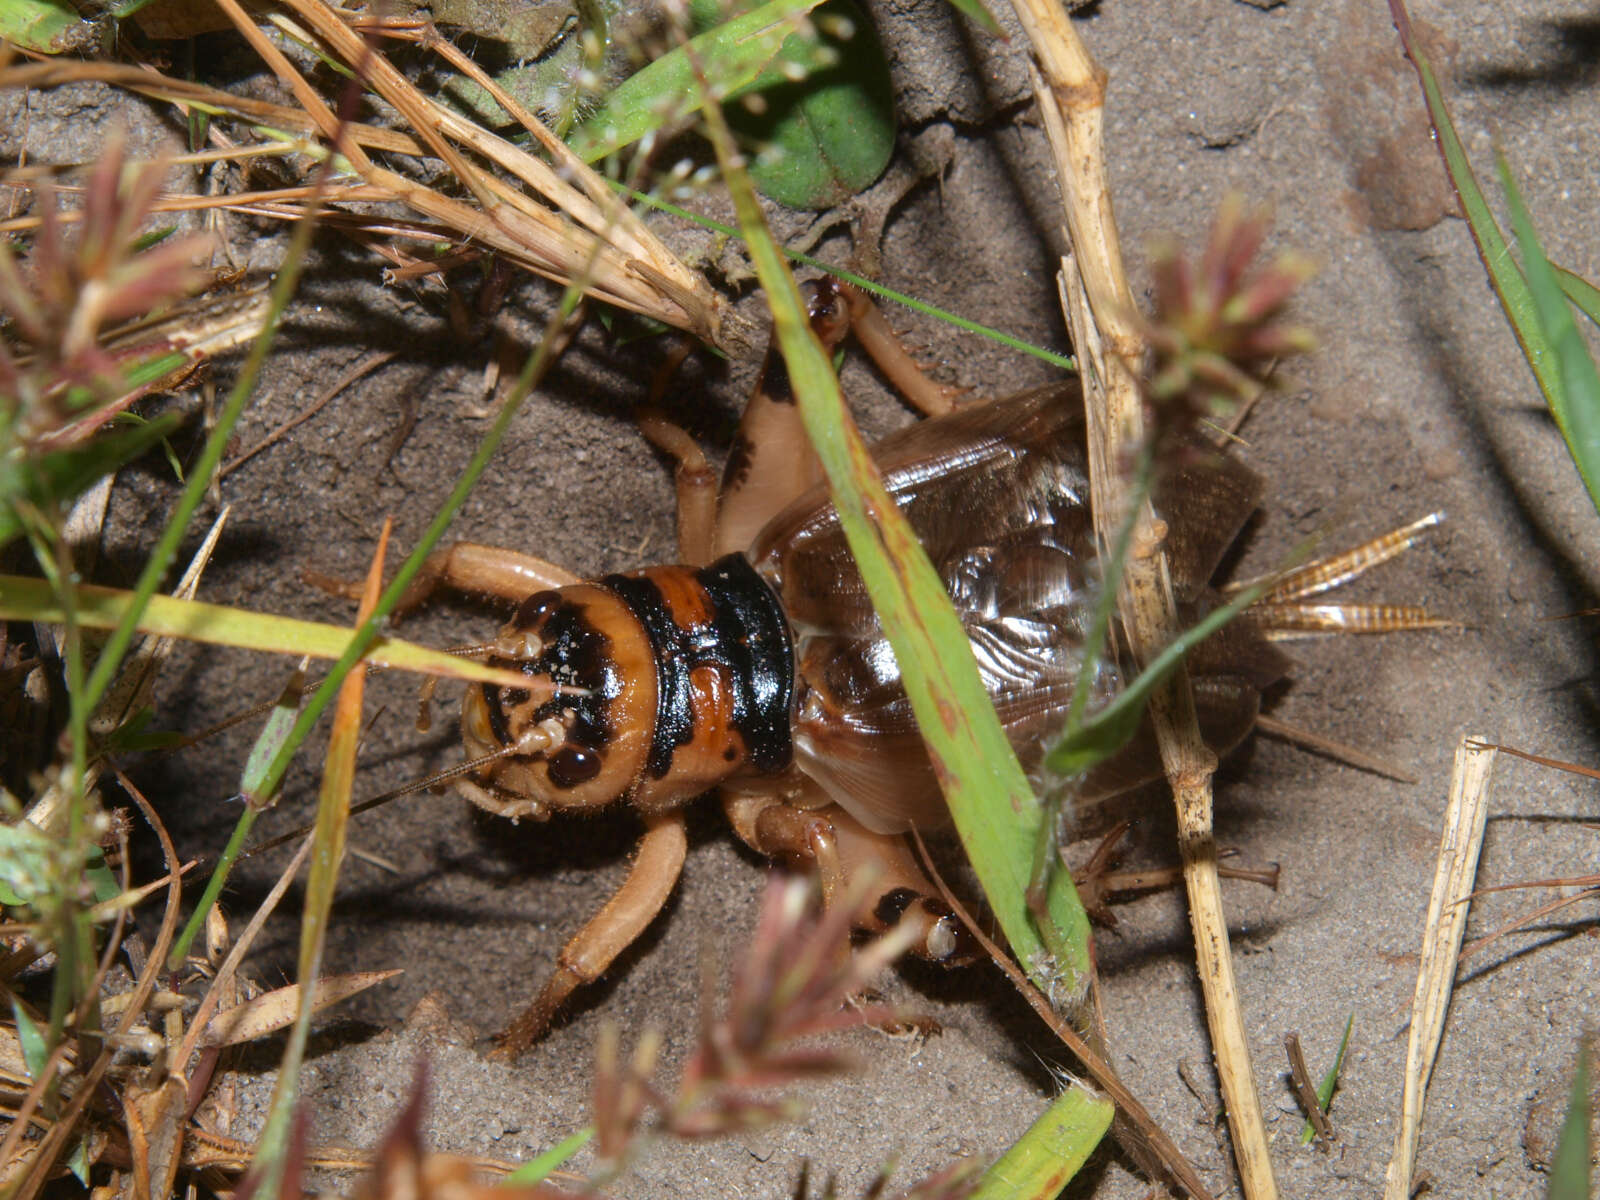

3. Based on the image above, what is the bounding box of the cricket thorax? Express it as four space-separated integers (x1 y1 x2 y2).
461 553 795 818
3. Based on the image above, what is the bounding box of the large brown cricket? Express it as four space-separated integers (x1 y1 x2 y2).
396 280 1442 1059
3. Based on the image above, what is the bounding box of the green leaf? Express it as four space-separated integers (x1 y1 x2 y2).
1555 264 1600 332
939 0 999 36
0 819 58 907
971 1083 1115 1199
731 0 896 209
100 707 184 754
1300 1013 1354 1144
0 0 89 52
1388 1 1600 517
1499 156 1600 518
66 1137 92 1186
10 999 46 1078
85 851 120 904
1044 571 1276 776
567 0 827 163
240 666 308 804
701 85 1093 1000
0 413 182 550
0 574 539 692
1548 1049 1592 1200
502 1126 594 1186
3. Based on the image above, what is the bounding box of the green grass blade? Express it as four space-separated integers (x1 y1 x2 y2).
613 182 1075 371
0 575 535 691
0 0 82 52
76 182 320 726
1498 155 1600 515
939 0 1000 36
1554 264 1600 331
699 79 1091 994
248 527 382 1195
1299 1013 1354 1144
1388 0 1600 518
240 668 308 803
1548 1049 1592 1200
502 1126 595 1186
970 1083 1114 1199
0 413 182 550
1387 0 1558 400
9 999 46 1078
1044 568 1276 775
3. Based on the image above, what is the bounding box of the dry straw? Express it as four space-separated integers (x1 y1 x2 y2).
1383 735 1497 1199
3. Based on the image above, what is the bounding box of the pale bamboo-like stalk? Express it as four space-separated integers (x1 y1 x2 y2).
1009 2 1279 1196
1383 736 1496 1199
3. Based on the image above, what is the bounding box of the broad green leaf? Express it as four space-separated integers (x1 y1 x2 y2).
0 820 58 907
971 1083 1114 1199
0 574 535 691
1499 156 1600 517
731 0 895 209
0 413 181 549
567 0 826 163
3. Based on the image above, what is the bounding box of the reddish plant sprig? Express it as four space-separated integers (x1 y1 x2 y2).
0 135 213 446
1141 193 1317 438
591 874 920 1161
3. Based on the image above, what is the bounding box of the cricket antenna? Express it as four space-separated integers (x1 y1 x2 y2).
235 719 568 863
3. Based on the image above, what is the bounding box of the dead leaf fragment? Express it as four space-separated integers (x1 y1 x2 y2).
199 970 401 1048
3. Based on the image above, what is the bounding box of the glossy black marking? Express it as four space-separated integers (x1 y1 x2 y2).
504 688 531 706
721 430 755 493
483 681 514 747
602 553 794 780
482 593 621 787
515 590 563 628
757 345 797 406
752 281 850 406
806 277 851 345
547 744 602 787
874 887 921 928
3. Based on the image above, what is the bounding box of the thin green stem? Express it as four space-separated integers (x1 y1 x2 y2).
613 183 1076 372
166 807 258 968
79 199 323 721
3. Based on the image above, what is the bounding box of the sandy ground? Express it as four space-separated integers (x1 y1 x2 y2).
8 0 1600 1195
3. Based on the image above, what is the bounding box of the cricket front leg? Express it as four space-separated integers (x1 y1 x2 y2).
492 810 689 1059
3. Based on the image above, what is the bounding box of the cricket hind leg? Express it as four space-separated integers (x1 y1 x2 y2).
491 810 689 1060
720 778 979 966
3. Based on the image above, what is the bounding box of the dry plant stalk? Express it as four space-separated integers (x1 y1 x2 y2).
1006 1 1279 1196
1383 735 1496 1200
